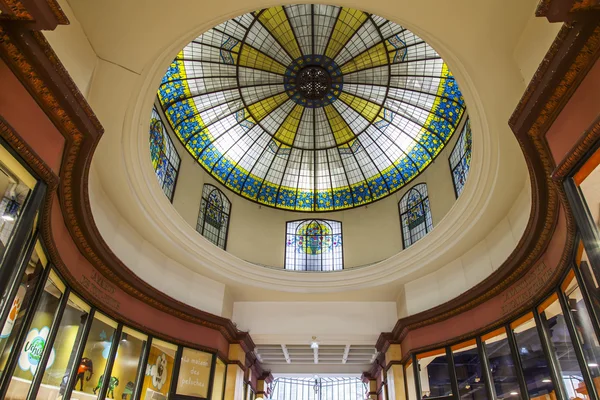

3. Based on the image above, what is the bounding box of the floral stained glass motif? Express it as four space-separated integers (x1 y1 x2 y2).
156 5 466 212
197 184 231 249
449 117 472 197
150 107 181 201
285 219 342 271
399 183 433 248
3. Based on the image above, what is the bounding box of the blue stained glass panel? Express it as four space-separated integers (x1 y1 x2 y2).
150 107 181 201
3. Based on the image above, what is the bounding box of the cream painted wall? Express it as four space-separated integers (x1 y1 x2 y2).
43 0 97 98
513 3 563 85
398 177 531 317
88 161 228 315
232 301 398 345
37 0 547 330
162 101 466 268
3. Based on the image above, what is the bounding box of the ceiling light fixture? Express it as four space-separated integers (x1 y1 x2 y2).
510 392 519 396
588 363 598 367
310 336 319 349
542 379 551 383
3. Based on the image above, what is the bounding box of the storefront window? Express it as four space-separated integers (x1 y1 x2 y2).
140 339 176 400
5 270 65 399
68 312 117 398
538 293 586 399
452 342 487 400
211 358 225 400
482 329 521 399
99 327 147 400
563 272 600 396
0 243 44 383
511 314 556 400
39 294 90 399
0 144 34 265
417 349 452 397
575 154 600 235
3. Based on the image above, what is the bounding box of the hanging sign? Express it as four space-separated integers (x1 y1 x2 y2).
176 348 213 398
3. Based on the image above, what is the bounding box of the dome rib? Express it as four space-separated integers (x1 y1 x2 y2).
157 5 466 212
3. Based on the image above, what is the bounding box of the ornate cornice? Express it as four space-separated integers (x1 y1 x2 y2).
0 14 255 354
374 12 600 362
553 116 600 181
0 115 58 190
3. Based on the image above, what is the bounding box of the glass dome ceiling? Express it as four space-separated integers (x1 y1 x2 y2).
157 5 466 212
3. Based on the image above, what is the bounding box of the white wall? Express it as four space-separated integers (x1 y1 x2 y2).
163 104 466 269
43 0 98 98
398 177 531 316
232 301 398 344
513 3 563 85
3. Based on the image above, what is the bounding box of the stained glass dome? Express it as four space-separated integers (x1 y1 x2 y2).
157 5 466 211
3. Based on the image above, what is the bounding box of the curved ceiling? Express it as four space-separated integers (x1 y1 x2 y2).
157 5 466 211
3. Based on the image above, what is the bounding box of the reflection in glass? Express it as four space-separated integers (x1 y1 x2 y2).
405 363 417 400
0 248 43 383
483 330 521 400
100 327 147 400
140 339 176 400
539 294 585 399
512 314 556 400
452 343 487 400
40 294 89 399
564 274 600 396
211 358 226 400
67 313 117 397
5 271 64 399
418 350 453 397
0 163 31 262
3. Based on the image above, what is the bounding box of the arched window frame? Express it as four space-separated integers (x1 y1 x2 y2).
197 184 231 250
399 183 433 249
449 117 472 197
149 106 181 201
285 219 343 271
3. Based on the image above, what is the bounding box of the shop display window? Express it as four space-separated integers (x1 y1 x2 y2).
417 349 453 397
511 314 556 400
0 145 34 264
451 341 487 400
175 347 213 398
5 270 65 399
210 358 225 400
574 151 600 235
39 294 90 399
100 327 147 400
538 293 585 399
405 362 417 400
0 243 45 383
67 312 117 399
140 339 176 400
482 329 521 399
563 272 600 395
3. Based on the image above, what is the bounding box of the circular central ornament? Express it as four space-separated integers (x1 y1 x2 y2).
297 66 331 100
284 55 343 108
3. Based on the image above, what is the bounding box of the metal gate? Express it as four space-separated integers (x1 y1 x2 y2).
270 376 367 400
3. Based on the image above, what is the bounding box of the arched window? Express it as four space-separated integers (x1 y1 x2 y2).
449 117 472 197
149 107 180 201
285 219 343 271
197 184 231 249
399 183 433 248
